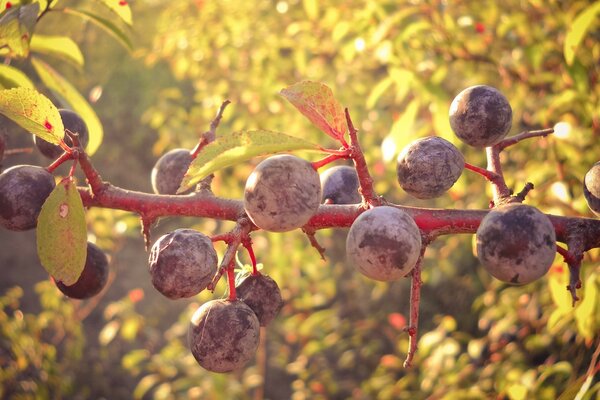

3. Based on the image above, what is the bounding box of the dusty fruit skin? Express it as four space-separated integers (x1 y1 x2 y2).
0 165 55 231
346 206 422 281
583 161 600 216
55 242 109 299
244 154 321 232
449 85 512 147
236 274 284 326
151 148 193 195
148 229 217 299
320 165 361 204
396 136 464 199
476 203 556 285
34 109 90 159
188 299 260 373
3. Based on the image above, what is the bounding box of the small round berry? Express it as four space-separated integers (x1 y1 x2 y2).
0 165 55 231
151 148 194 195
449 85 512 147
583 161 600 217
236 274 283 326
34 109 89 159
188 299 260 373
476 203 556 285
396 136 464 199
320 165 361 204
244 154 321 232
55 242 109 299
346 206 422 281
148 229 218 299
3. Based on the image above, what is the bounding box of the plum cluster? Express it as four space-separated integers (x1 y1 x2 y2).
0 112 110 299
3 84 599 376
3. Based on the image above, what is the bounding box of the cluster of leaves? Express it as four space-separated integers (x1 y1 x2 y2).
0 0 599 399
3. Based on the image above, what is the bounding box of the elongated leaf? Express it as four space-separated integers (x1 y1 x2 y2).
31 35 84 68
0 3 39 57
178 130 321 193
280 81 348 142
0 87 63 144
31 57 103 155
0 63 34 88
95 0 132 25
63 7 132 51
36 179 87 286
564 2 600 65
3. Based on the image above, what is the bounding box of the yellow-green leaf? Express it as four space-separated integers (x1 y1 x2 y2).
178 130 321 193
36 179 87 286
31 57 103 155
95 0 132 25
280 81 348 142
564 2 600 65
63 7 133 51
0 87 63 144
0 3 38 57
574 272 598 340
0 64 34 89
30 35 84 68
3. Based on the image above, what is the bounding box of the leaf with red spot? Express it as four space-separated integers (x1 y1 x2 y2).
0 87 64 144
280 81 348 143
36 178 88 285
0 3 39 57
94 0 133 25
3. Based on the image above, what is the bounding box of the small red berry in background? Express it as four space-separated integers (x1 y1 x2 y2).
118 0 127 6
475 22 485 33
5 2 12 9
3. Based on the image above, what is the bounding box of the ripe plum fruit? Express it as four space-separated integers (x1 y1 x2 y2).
55 242 109 299
151 148 194 195
236 274 283 326
320 165 361 204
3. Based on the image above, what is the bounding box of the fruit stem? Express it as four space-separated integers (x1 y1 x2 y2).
226 261 237 301
311 151 351 170
47 150 74 173
464 162 502 183
242 238 259 275
345 108 380 207
403 242 427 368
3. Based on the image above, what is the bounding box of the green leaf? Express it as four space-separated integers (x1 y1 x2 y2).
178 130 321 193
0 87 63 144
280 81 348 142
0 63 34 89
564 2 600 65
95 0 132 25
30 35 84 68
63 7 133 51
366 76 393 109
574 272 598 340
36 178 87 286
31 57 104 155
0 3 39 57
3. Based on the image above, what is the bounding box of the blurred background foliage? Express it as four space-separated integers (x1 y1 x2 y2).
0 0 599 399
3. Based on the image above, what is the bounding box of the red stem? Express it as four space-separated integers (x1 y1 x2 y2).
227 262 237 301
311 151 351 170
464 162 501 182
242 239 259 275
47 150 74 173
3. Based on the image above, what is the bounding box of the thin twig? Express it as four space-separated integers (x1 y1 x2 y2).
403 242 428 368
191 100 231 158
496 128 554 151
302 227 326 260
